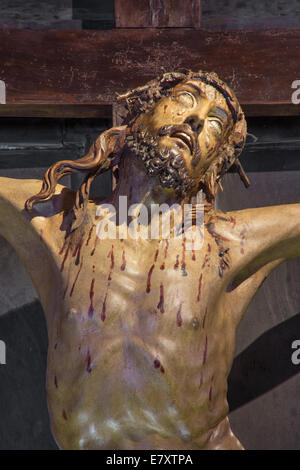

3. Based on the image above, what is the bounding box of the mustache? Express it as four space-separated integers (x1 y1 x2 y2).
157 124 201 167
125 127 195 197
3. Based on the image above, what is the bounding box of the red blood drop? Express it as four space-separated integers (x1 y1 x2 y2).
177 303 183 327
121 250 126 271
197 273 202 302
157 283 164 313
202 335 208 365
86 225 95 247
88 278 95 317
146 264 155 293
86 350 92 373
101 294 107 322
70 260 83 297
154 358 160 368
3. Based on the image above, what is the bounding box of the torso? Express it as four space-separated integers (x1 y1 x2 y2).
41 201 242 450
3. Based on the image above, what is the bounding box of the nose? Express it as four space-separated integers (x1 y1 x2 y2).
184 115 204 135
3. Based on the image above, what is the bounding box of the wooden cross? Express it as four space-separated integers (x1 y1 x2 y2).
0 0 299 122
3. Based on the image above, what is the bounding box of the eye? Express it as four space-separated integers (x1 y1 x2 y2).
208 119 223 135
175 92 195 108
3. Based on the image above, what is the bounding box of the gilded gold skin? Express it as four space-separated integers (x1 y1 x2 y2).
0 74 299 450
131 80 233 175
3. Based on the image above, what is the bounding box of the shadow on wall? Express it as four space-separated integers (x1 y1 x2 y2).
0 301 58 450
228 312 300 412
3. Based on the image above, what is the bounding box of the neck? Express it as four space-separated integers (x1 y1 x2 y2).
105 150 212 242
111 150 185 212
108 150 189 238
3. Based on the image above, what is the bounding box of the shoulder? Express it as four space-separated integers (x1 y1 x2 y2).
0 177 77 251
0 177 43 211
0 176 75 216
205 209 242 239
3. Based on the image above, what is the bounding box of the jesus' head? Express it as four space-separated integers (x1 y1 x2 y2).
118 71 247 202
25 70 248 229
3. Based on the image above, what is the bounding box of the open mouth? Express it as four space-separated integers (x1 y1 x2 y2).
171 131 194 154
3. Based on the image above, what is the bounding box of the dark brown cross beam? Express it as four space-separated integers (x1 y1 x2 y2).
114 0 202 28
0 10 299 118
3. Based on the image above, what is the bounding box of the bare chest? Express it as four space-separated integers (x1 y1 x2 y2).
50 232 236 381
47 232 235 447
57 234 226 327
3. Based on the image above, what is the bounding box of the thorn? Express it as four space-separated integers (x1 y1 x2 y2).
233 160 250 188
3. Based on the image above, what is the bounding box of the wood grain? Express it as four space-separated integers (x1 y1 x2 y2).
114 0 201 28
0 29 299 117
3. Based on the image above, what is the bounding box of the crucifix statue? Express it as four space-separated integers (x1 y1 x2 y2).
0 70 299 450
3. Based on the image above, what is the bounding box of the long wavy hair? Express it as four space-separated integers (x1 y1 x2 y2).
25 70 248 231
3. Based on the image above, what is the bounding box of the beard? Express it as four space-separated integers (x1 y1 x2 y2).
125 125 200 198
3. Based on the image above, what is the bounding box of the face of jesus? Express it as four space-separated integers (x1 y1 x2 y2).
128 79 235 197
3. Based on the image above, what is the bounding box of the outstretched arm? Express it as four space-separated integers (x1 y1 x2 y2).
215 204 300 324
0 177 65 322
227 204 300 284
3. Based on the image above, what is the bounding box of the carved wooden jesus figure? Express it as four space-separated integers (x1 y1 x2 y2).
0 71 299 450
